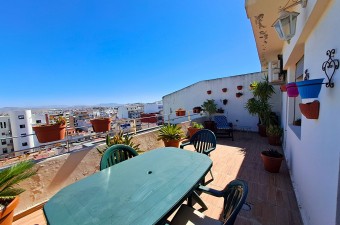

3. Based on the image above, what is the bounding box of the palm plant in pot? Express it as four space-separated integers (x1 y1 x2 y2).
187 122 204 138
266 125 283 146
97 132 141 155
0 160 37 225
261 149 284 173
245 77 275 137
201 99 217 131
157 124 185 148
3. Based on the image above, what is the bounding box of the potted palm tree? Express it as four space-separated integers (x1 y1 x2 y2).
0 160 37 225
201 99 217 131
187 122 204 138
32 116 66 143
157 124 185 148
245 77 275 137
97 132 141 155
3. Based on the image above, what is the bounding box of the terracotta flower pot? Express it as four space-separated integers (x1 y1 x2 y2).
261 152 283 173
90 118 112 132
237 85 243 90
268 135 281 146
207 90 212 95
175 109 186 116
280 84 287 92
188 127 201 138
236 92 243 98
299 100 320 119
163 139 181 148
286 82 299 97
222 88 227 92
33 124 66 143
192 107 202 114
0 196 19 225
258 124 267 137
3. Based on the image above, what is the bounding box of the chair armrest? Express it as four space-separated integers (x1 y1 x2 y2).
197 185 224 198
180 142 191 149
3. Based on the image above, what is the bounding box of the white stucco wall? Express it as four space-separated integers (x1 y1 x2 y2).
282 1 340 224
162 72 282 131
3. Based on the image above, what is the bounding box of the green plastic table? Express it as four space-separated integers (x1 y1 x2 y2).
43 147 212 225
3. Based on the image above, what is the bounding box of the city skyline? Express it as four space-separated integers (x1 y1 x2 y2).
0 1 260 108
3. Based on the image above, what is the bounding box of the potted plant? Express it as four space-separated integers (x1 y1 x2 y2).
157 124 185 148
90 117 112 132
236 92 243 98
192 106 202 114
201 99 217 131
187 122 204 138
261 149 284 173
0 160 37 225
266 125 283 146
33 116 66 143
245 77 276 137
97 132 141 155
175 108 186 116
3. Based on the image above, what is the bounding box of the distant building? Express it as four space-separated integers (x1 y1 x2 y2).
9 110 35 155
0 115 13 155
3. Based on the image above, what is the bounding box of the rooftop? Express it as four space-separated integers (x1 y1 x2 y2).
13 131 302 225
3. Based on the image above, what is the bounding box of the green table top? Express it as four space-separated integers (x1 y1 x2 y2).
43 147 212 225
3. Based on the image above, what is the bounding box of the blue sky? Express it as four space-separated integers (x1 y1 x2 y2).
0 0 260 107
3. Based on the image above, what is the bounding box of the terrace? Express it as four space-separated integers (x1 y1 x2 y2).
11 125 302 225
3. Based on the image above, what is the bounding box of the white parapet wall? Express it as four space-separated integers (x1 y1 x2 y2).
162 72 282 131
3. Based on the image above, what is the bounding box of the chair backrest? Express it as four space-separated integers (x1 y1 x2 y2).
100 144 139 170
214 115 230 129
190 129 216 155
222 179 248 225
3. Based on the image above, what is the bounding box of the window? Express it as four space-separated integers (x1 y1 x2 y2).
22 142 28 146
18 115 24 119
11 149 14 152
21 133 26 137
36 120 42 124
3 148 7 154
20 124 26 128
1 132 5 135
1 139 5 145
3 122 6 128
0 122 2 129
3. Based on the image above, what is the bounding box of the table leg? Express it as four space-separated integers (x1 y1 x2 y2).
191 191 208 210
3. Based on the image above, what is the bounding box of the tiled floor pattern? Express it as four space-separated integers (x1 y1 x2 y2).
13 131 303 225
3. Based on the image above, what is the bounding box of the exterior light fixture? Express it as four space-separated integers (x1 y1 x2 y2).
272 0 307 42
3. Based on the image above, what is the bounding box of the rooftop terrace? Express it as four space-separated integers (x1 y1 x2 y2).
13 131 302 225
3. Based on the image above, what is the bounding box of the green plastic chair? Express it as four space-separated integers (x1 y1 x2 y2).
180 129 217 155
100 144 139 171
171 179 248 225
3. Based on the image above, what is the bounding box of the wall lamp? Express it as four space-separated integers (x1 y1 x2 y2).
272 0 307 42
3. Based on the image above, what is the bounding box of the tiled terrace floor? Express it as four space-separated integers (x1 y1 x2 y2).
13 131 303 225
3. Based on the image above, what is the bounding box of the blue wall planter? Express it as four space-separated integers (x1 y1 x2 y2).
296 78 324 99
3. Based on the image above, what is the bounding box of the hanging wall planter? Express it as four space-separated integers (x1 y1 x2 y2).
280 84 287 92
175 108 186 116
299 100 320 119
222 88 227 92
236 92 243 98
222 99 228 105
192 106 202 113
207 90 212 95
286 82 299 97
296 78 324 99
237 85 243 90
